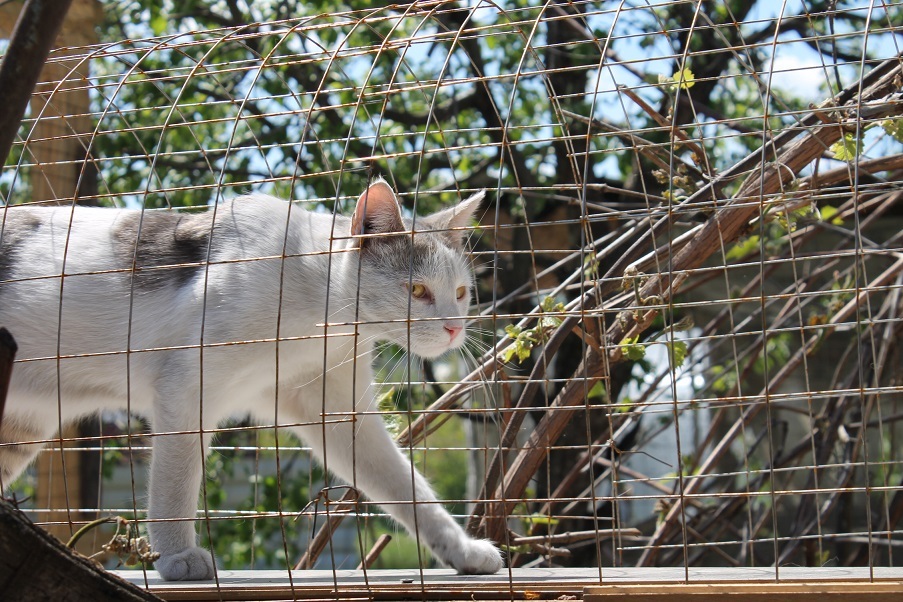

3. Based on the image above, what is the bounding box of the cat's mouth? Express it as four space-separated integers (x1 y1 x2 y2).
410 340 461 360
400 331 466 360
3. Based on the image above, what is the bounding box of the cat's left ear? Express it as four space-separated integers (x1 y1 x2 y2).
423 190 484 248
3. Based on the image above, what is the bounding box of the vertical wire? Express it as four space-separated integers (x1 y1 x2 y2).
757 0 792 577
664 0 706 579
871 0 903 568
691 0 756 566
581 0 630 580
848 0 879 578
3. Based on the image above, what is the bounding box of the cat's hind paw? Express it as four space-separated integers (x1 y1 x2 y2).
452 539 505 575
155 546 216 581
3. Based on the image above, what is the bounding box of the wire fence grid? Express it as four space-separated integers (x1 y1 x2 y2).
1 0 902 588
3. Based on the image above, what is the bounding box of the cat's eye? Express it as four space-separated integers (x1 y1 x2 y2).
411 283 429 299
456 286 467 300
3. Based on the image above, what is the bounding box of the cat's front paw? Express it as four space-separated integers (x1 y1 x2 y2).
450 539 505 575
155 546 215 581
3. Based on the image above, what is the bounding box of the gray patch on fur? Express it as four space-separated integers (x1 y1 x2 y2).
363 220 457 286
0 210 42 284
113 210 214 290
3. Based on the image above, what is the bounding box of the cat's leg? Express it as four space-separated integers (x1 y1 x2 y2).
147 396 216 581
291 375 503 574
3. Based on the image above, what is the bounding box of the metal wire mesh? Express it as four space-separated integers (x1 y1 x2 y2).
1 0 902 592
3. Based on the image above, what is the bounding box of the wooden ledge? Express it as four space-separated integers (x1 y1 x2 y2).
114 567 903 601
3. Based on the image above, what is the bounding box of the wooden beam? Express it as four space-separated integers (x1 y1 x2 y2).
0 498 162 601
114 568 903 602
0 0 75 166
0 328 17 432
584 581 903 601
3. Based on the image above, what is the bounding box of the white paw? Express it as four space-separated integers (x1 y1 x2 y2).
451 539 505 575
155 546 215 581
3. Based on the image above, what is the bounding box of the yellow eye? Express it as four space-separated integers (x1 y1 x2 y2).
411 283 429 299
456 286 467 300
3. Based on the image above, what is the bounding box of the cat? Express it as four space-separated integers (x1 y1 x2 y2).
0 178 504 580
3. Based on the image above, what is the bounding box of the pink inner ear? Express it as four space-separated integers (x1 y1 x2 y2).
351 180 402 237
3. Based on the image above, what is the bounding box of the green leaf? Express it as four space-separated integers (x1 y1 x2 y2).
818 205 844 225
376 387 396 411
501 324 536 364
658 68 695 93
525 513 560 526
505 324 522 339
726 235 760 261
587 381 607 400
515 339 533 362
150 15 167 35
540 296 564 313
830 133 862 161
619 335 646 361
617 396 634 413
673 68 696 90
881 118 903 143
667 340 688 369
498 544 531 554
583 254 599 278
540 315 562 329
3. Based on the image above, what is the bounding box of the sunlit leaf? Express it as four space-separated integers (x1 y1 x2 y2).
830 133 862 161
619 335 646 361
525 513 560 526
726 235 761 261
673 67 696 89
881 118 903 143
818 205 844 225
667 340 688 369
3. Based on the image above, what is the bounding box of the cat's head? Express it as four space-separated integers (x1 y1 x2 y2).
350 178 482 359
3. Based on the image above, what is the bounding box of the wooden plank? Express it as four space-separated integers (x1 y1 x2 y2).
114 568 903 602
120 568 595 601
584 582 903 601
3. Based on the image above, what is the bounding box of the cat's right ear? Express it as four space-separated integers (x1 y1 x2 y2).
351 179 405 247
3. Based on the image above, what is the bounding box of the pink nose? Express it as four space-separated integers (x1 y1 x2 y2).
444 323 463 341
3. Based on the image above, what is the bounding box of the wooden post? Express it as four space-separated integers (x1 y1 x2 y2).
0 498 162 601
0 328 17 433
0 0 102 545
0 0 101 204
0 0 75 166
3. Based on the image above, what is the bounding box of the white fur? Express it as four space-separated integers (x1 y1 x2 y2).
0 184 503 579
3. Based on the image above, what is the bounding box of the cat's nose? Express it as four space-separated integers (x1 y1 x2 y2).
444 323 463 341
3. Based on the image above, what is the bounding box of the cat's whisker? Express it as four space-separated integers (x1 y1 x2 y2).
458 343 499 415
291 332 406 391
467 259 495 273
381 345 410 382
461 334 495 368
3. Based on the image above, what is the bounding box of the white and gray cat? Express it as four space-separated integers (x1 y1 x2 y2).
0 179 503 580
